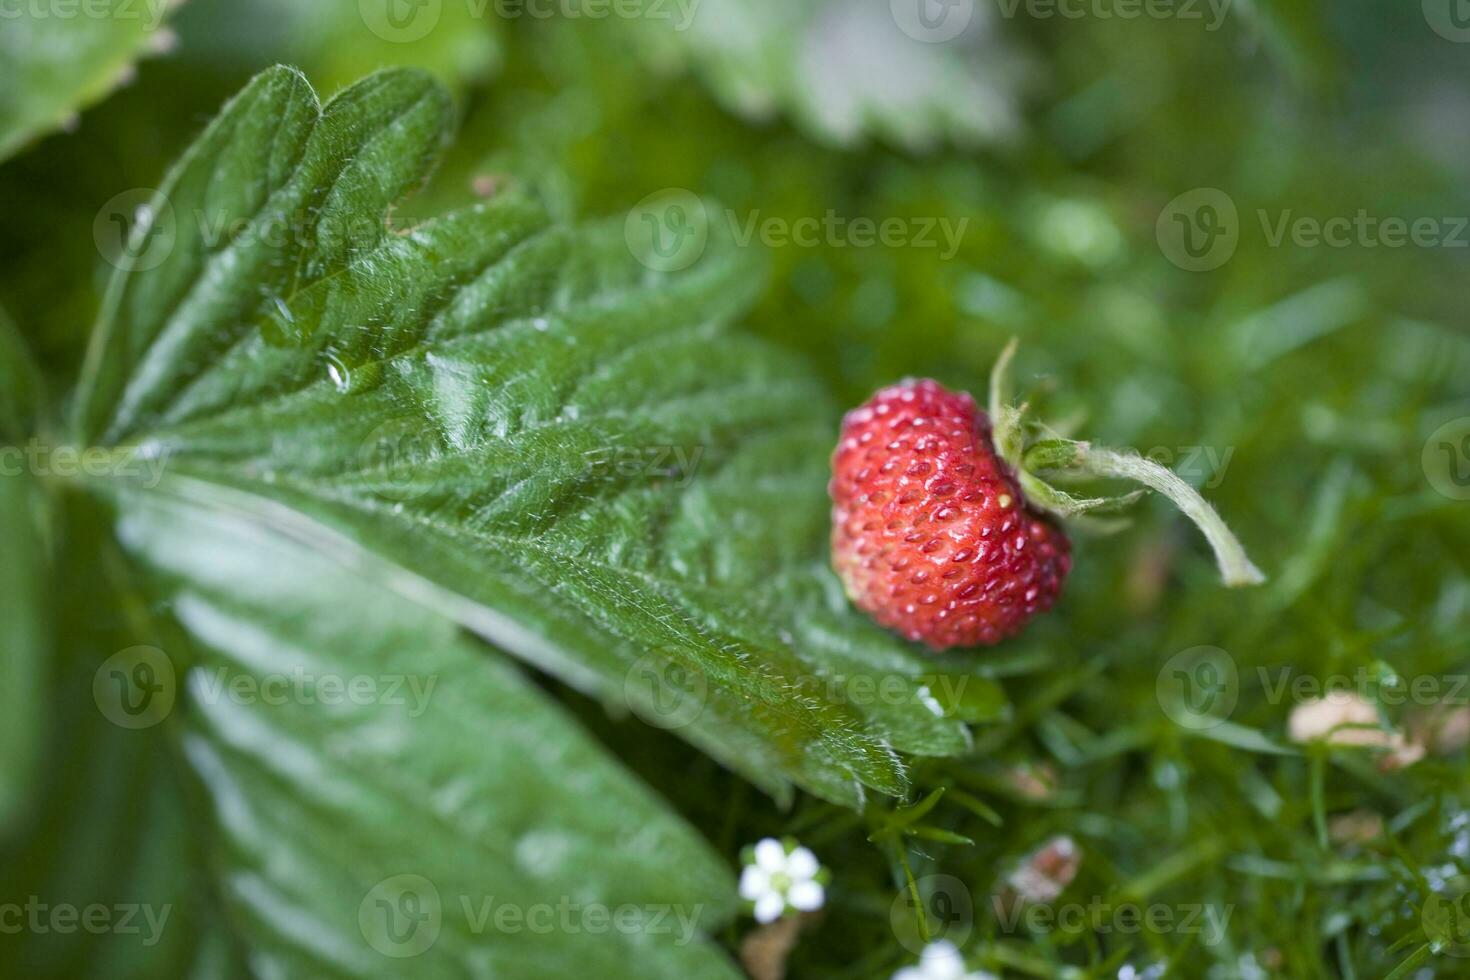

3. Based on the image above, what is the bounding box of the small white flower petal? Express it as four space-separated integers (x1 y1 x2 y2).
786 846 820 880
892 969 926 980
739 865 770 901
920 940 968 979
920 940 960 963
753 892 785 924
754 838 788 873
787 879 825 912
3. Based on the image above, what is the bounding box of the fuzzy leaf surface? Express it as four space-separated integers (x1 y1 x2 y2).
77 65 976 811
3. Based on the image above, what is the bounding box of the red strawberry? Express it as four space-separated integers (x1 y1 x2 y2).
830 378 1071 650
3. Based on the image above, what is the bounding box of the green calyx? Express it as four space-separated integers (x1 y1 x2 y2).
989 338 1266 588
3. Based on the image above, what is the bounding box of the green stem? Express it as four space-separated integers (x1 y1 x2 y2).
1383 943 1433 980
1071 446 1266 587
1310 750 1329 850
988 338 1024 470
896 845 930 944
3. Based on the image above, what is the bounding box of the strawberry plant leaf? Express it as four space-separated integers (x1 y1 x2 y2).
0 495 232 975
0 0 180 161
76 65 974 810
620 0 1029 151
0 308 45 832
111 484 742 978
0 304 42 440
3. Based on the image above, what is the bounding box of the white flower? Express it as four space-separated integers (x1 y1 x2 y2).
739 838 825 923
1288 691 1382 746
893 940 997 980
1288 691 1424 770
1119 965 1167 980
1006 835 1081 904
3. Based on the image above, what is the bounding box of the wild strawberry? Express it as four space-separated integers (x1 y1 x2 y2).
830 344 1264 651
830 379 1071 650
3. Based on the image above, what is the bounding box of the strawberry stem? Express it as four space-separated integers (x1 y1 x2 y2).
1067 445 1266 587
988 337 1024 470
989 340 1265 588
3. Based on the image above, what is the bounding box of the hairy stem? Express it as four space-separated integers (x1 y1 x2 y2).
988 337 1023 470
1073 446 1266 587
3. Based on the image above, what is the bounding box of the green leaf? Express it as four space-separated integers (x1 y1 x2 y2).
620 0 1029 151
1 494 236 977
0 307 45 833
74 65 455 443
111 483 742 978
917 673 1009 724
868 786 946 841
0 458 46 834
1189 721 1299 757
0 0 180 161
0 304 43 441
76 65 973 809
